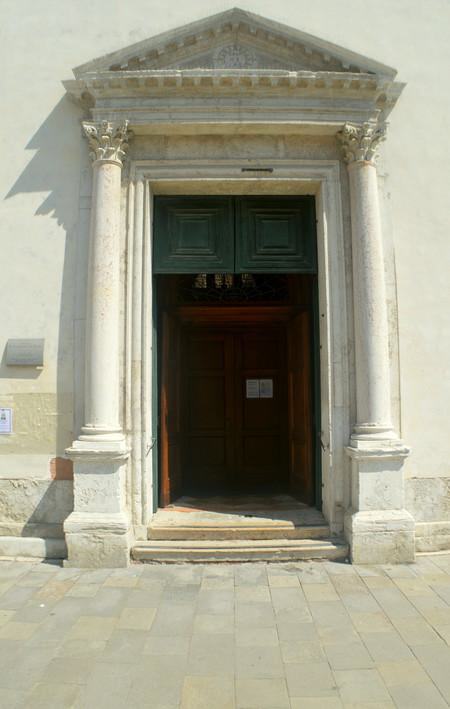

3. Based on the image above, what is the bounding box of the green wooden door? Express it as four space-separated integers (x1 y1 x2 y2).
153 197 234 273
236 197 316 273
153 196 316 274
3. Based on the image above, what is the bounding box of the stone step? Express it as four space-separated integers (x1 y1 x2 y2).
132 538 349 563
148 523 331 541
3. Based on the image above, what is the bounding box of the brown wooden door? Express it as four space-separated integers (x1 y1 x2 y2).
160 312 182 506
160 307 314 503
181 324 288 494
287 311 314 504
234 328 288 492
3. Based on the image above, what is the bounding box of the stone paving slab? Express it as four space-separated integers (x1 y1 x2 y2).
1 555 450 707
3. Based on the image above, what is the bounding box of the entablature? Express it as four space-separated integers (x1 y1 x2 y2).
64 9 404 136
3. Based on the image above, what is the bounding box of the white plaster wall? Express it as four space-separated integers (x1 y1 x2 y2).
1 0 449 510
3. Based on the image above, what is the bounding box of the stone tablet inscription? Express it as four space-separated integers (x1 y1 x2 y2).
6 339 44 366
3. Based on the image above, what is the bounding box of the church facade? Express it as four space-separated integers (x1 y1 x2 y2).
1 4 449 567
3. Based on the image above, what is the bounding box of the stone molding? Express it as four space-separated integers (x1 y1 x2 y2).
346 443 410 461
64 512 130 535
72 8 397 77
82 120 132 166
65 446 130 464
64 10 404 129
337 121 386 164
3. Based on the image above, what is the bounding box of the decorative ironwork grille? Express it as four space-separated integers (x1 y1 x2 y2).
176 273 290 303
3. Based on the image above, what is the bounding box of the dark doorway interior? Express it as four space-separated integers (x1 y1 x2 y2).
157 273 316 507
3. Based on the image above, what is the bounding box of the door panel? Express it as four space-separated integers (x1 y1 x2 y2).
288 311 314 503
235 329 288 490
153 196 317 274
182 331 234 493
236 197 317 273
153 197 234 273
160 312 182 506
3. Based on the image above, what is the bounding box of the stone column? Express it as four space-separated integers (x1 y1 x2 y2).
64 120 132 568
338 122 414 564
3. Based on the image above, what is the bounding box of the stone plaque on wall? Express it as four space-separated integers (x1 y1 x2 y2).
6 339 44 366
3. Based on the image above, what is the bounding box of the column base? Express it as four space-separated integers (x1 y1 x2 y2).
345 509 415 564
64 512 131 568
345 437 414 563
65 438 131 568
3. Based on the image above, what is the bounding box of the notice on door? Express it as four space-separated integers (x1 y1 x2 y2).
246 379 273 399
259 379 273 398
246 379 260 399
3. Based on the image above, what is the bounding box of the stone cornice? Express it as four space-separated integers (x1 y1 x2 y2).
337 121 387 164
82 120 132 165
66 68 393 96
65 70 403 133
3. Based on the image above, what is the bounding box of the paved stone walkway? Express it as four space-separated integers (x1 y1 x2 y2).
1 556 450 708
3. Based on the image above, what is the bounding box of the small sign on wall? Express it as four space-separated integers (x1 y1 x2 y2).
0 408 13 434
6 339 44 367
245 379 274 399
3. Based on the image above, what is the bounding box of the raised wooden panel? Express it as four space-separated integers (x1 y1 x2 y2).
188 376 226 430
154 197 234 273
236 197 317 273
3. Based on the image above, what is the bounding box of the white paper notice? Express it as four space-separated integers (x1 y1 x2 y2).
246 379 260 399
0 408 12 434
259 379 273 398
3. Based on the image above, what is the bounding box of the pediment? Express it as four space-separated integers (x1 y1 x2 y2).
73 8 396 78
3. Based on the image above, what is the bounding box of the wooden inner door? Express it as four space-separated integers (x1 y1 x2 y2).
158 275 316 507
182 324 288 495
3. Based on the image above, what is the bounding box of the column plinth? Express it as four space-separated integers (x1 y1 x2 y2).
337 122 414 563
65 120 133 568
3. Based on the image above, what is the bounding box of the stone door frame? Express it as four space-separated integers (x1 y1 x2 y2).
125 158 349 540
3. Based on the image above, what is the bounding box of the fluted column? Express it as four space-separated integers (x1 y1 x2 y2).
337 122 414 563
65 120 133 568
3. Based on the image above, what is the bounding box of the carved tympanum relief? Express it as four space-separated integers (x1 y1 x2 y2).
214 44 258 68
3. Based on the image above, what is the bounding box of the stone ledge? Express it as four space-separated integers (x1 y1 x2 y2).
415 521 450 553
0 522 64 539
345 509 415 533
0 536 67 560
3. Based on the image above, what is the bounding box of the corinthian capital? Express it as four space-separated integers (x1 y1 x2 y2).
337 121 386 164
82 120 131 165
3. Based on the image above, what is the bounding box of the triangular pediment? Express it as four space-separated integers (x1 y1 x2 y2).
74 8 396 78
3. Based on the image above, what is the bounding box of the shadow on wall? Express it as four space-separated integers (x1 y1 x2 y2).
2 95 87 549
